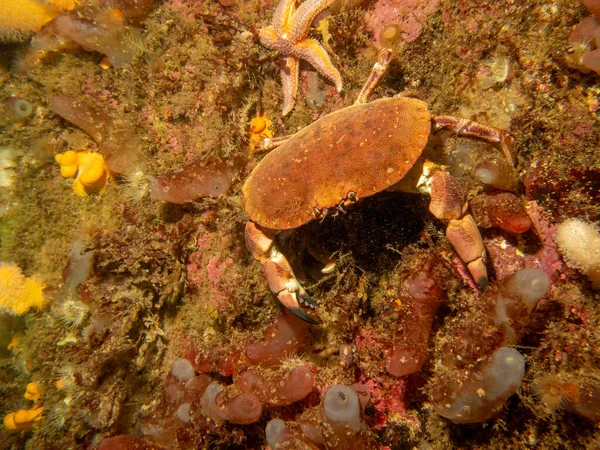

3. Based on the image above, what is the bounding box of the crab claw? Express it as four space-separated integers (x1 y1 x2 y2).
418 162 489 289
245 221 320 324
278 291 320 324
446 215 488 289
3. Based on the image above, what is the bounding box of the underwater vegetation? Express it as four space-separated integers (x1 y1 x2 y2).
0 0 599 449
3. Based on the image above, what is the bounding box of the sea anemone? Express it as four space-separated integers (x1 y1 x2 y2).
555 218 600 288
534 374 578 413
121 167 149 203
53 298 89 329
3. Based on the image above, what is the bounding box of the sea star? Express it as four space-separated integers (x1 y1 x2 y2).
259 0 343 116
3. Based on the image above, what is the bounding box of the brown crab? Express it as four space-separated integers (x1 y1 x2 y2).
243 49 515 324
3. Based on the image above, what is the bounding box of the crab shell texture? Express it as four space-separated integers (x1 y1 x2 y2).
243 97 431 230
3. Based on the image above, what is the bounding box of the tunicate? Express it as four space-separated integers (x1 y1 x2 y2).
175 403 191 423
2 97 33 125
200 381 223 421
435 347 525 423
503 268 551 312
323 385 361 432
171 358 195 383
266 418 288 448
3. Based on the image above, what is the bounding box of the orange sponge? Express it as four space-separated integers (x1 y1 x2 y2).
3 406 43 431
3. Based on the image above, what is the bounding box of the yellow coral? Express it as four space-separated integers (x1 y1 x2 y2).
249 113 274 153
0 264 46 315
3 406 43 431
55 150 110 196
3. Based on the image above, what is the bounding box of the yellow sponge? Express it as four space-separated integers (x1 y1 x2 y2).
56 150 110 196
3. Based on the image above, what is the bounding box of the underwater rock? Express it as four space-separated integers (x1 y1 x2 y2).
365 0 441 48
97 435 167 450
149 158 234 204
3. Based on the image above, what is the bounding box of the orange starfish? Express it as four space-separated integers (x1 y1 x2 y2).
259 0 342 116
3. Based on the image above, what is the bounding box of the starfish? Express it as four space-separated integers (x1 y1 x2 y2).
259 0 343 116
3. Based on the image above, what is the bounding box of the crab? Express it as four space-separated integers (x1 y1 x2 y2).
242 49 516 324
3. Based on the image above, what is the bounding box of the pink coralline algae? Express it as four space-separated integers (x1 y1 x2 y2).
366 0 441 48
206 256 233 284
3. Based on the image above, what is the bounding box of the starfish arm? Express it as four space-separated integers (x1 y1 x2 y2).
293 39 342 92
258 25 278 50
281 56 299 116
272 0 297 32
288 0 335 42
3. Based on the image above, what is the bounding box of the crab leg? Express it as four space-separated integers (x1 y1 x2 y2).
255 48 394 153
245 222 319 324
355 48 393 105
433 116 516 166
418 161 488 289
